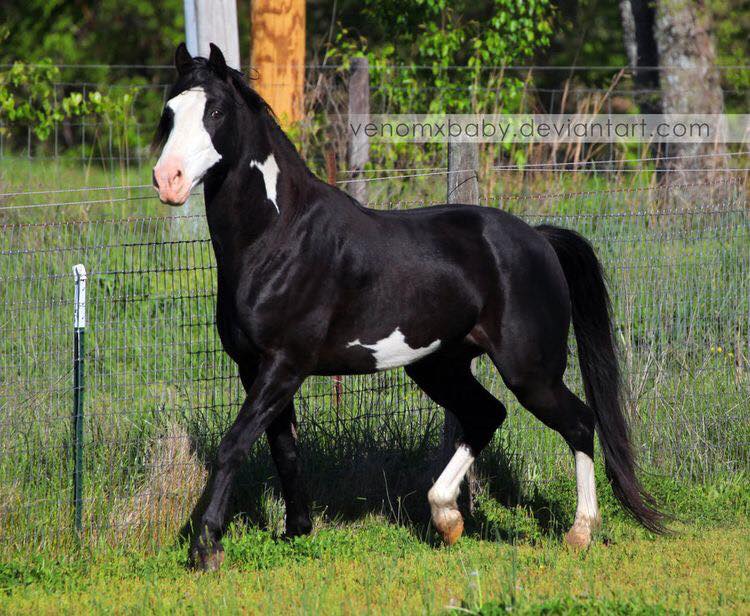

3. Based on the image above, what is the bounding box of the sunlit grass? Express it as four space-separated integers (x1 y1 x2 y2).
0 476 747 614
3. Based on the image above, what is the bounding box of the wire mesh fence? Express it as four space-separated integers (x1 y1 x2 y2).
1 176 748 554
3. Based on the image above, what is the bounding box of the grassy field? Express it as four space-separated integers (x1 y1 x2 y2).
1 475 748 614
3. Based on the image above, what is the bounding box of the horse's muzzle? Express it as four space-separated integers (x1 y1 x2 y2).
153 156 190 206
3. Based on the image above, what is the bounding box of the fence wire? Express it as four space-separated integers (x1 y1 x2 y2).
0 178 748 553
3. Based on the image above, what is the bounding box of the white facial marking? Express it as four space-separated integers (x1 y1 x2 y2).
574 451 599 523
249 154 280 213
428 444 475 513
158 88 222 189
347 327 441 370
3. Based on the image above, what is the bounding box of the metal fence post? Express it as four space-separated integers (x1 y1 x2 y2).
72 263 87 535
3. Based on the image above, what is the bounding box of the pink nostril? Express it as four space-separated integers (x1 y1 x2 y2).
169 168 184 188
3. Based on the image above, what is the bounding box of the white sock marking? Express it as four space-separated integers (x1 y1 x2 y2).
347 327 441 370
158 88 222 187
428 444 475 513
574 451 599 523
249 153 280 213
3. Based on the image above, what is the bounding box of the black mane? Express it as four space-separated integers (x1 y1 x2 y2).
226 66 313 178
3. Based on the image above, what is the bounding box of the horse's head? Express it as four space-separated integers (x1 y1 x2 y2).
152 43 270 206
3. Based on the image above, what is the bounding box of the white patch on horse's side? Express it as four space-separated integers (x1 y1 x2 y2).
347 327 441 370
428 444 475 511
249 154 280 213
159 88 222 186
574 450 599 522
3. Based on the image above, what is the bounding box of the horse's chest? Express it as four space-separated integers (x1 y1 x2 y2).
217 276 305 360
215 286 259 362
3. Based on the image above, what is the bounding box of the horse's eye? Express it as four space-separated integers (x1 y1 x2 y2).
211 109 222 119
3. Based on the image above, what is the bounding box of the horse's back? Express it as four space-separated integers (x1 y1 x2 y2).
370 201 572 353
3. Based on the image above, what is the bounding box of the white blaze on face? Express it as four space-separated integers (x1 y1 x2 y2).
153 87 222 205
347 327 441 370
249 154 280 213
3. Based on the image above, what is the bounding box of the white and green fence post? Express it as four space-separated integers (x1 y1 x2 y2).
72 263 87 535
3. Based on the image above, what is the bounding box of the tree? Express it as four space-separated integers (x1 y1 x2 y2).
619 0 660 114
619 0 727 187
332 0 555 114
0 1 184 72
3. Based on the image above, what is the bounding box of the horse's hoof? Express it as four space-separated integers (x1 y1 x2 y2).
434 508 464 546
564 527 592 550
190 544 225 572
284 515 313 538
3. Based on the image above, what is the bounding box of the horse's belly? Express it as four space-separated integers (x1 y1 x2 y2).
313 326 443 375
314 289 480 374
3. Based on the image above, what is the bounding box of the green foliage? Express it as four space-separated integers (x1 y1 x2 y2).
708 0 750 111
542 0 628 78
0 61 136 141
330 0 555 113
0 0 183 67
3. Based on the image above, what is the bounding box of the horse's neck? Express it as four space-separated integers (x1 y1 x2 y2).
203 148 307 268
204 111 318 272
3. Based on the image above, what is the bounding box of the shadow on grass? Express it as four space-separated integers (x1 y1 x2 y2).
179 416 577 546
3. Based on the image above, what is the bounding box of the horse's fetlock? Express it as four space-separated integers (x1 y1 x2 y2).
428 484 455 510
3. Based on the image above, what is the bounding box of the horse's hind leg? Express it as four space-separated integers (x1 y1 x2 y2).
406 351 506 545
499 362 600 547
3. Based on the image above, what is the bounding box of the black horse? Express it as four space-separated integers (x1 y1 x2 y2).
153 44 663 571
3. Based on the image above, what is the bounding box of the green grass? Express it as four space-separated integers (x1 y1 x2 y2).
0 476 747 615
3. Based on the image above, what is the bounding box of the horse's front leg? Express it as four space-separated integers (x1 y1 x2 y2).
266 403 312 537
239 366 312 539
191 356 304 571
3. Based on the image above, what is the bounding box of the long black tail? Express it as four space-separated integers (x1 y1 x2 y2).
537 224 665 533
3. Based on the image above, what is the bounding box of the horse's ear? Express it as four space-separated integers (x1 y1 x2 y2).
208 43 228 79
175 43 193 75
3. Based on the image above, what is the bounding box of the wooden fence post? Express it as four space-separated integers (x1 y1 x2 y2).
250 0 306 126
447 141 479 204
325 148 344 405
443 140 481 512
347 57 370 204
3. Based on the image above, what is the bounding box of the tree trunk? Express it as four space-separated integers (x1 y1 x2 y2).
620 0 664 171
654 0 726 189
620 0 661 109
620 0 727 200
